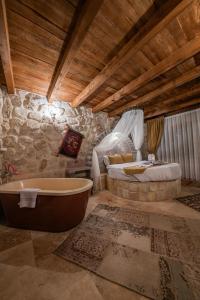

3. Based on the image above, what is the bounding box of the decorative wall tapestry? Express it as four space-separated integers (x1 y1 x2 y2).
59 127 84 158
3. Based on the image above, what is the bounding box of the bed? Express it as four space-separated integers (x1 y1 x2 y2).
107 160 181 182
106 160 181 202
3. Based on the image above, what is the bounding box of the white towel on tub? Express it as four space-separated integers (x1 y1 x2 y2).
19 188 41 208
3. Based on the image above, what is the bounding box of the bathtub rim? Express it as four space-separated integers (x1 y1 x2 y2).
0 177 93 196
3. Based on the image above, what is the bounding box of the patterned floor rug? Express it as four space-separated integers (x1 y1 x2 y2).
176 193 200 212
55 204 200 300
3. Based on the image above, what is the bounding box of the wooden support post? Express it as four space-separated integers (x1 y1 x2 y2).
0 0 15 93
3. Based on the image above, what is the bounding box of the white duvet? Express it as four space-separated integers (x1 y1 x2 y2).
107 161 181 182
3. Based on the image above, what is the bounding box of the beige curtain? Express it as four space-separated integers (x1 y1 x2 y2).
147 116 164 154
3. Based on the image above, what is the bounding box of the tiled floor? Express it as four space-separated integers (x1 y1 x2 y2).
0 184 200 300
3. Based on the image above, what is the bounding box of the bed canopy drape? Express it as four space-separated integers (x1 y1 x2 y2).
131 112 144 161
147 116 164 157
91 109 144 191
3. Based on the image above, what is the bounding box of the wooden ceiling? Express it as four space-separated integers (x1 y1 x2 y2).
0 0 200 119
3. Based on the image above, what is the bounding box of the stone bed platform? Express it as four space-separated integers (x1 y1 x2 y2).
107 176 181 202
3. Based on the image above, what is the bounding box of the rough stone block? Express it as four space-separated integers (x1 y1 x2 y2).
138 183 149 192
26 120 41 130
19 136 33 144
149 182 159 192
13 107 27 120
28 112 42 122
144 192 155 202
122 189 129 198
128 182 139 192
2 97 13 119
3 135 18 146
10 95 22 107
139 192 148 202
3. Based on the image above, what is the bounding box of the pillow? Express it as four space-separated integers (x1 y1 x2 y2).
108 154 124 165
121 153 134 163
103 155 110 167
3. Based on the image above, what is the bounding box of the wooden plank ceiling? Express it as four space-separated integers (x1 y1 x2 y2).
0 0 200 119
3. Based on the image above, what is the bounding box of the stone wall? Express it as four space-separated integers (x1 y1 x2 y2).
0 87 114 181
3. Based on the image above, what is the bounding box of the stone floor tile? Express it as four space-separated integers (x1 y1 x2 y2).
0 241 35 267
0 227 31 253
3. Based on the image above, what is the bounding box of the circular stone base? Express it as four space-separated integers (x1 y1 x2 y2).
107 176 181 202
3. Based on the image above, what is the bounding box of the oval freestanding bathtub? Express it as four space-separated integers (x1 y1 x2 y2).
0 178 93 232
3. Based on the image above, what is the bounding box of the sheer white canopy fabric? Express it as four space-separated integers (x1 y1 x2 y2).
91 109 144 191
112 110 140 135
157 108 200 181
130 110 144 161
91 132 134 191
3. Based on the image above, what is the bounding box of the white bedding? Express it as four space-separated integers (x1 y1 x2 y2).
107 161 181 182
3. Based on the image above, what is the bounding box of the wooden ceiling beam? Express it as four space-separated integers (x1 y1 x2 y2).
47 0 103 102
147 85 200 111
72 0 193 108
93 36 200 112
144 86 200 116
109 65 200 117
0 0 15 93
145 98 200 119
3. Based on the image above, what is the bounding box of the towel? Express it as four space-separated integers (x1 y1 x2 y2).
123 161 169 176
19 188 41 208
123 166 147 175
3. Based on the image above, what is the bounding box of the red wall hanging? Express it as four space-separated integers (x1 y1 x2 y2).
58 127 84 159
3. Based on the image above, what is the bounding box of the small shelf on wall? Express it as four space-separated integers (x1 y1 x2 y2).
65 166 91 179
